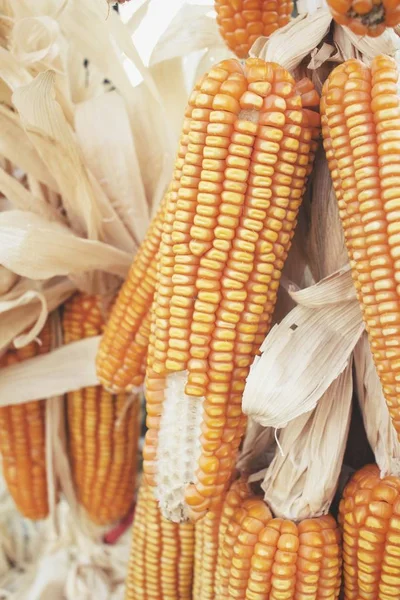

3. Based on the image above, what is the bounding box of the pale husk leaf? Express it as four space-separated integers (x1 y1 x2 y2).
0 105 58 191
75 91 149 245
0 211 132 280
12 70 103 239
307 150 347 281
243 269 363 428
236 420 276 476
262 361 353 520
0 167 62 222
0 45 32 90
0 277 74 352
150 58 187 147
250 10 332 72
354 332 400 477
149 3 223 66
0 336 101 405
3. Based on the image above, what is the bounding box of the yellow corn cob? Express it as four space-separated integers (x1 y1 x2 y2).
339 464 400 600
215 494 341 599
0 322 51 520
63 293 140 525
215 0 293 59
125 480 195 600
321 55 400 439
326 0 400 37
144 57 321 520
194 477 250 600
96 198 166 393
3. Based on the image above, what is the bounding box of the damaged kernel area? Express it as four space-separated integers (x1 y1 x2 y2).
327 0 400 36
144 57 321 521
215 0 293 58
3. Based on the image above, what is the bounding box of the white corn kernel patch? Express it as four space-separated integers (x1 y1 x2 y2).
155 370 203 523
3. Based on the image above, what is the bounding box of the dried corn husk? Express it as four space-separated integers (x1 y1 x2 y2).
262 361 353 520
354 333 400 477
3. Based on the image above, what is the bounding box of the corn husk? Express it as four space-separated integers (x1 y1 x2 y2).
262 361 353 520
354 333 400 477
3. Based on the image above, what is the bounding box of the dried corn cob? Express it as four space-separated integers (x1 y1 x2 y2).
215 494 341 599
339 464 400 600
194 477 250 600
0 322 51 520
215 0 293 59
63 293 140 525
96 198 166 394
125 480 195 600
321 55 400 439
144 57 321 521
326 0 400 37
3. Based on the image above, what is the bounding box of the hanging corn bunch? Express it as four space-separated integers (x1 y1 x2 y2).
326 0 400 37
0 322 51 520
63 293 140 525
143 56 320 522
321 54 400 440
125 479 195 600
215 0 293 58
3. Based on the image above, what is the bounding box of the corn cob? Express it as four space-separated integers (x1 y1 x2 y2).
339 464 400 600
194 477 251 600
0 322 51 520
63 293 140 525
321 55 400 439
96 198 166 394
144 57 321 520
215 494 341 599
215 0 293 59
326 0 400 37
125 480 195 600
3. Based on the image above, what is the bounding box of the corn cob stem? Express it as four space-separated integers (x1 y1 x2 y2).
0 323 51 520
321 55 400 440
144 57 320 521
64 293 140 525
